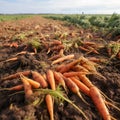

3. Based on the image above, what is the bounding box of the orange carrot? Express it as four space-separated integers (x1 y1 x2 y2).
31 71 48 88
52 54 74 65
9 84 24 91
63 71 88 77
48 54 62 61
72 65 89 73
78 75 93 88
2 70 31 81
47 70 56 90
45 94 54 120
51 40 62 45
58 58 81 73
50 45 64 51
70 77 90 96
20 74 33 99
4 57 18 62
53 71 66 91
79 46 89 52
62 76 88 104
89 86 111 120
20 74 40 89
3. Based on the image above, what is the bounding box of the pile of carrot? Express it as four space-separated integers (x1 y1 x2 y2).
1 55 119 120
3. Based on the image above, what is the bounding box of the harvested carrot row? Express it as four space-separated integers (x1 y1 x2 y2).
45 94 54 120
2 70 31 81
47 70 56 90
51 54 74 65
20 74 33 99
31 71 48 88
20 74 40 89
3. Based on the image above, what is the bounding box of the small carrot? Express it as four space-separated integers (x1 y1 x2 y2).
89 86 111 120
50 40 62 45
20 74 40 89
31 71 48 88
4 57 18 62
53 71 67 91
50 45 64 51
47 70 56 90
2 70 31 81
63 71 88 77
45 94 54 120
79 46 89 52
48 54 62 61
20 74 33 99
8 84 24 91
52 54 74 65
72 65 89 73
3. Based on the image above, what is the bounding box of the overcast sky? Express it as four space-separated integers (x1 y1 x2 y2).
0 0 120 14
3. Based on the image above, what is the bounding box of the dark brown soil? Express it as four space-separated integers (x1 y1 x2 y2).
0 16 120 120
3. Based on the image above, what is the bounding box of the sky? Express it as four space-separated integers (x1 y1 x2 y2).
0 0 120 14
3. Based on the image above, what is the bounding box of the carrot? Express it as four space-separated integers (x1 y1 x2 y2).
45 94 54 120
50 44 64 51
78 75 93 88
58 58 81 73
2 70 31 81
89 86 111 120
50 40 62 45
31 71 48 88
47 70 56 90
63 71 88 77
48 54 62 61
20 74 33 99
70 77 90 96
4 57 18 62
63 76 88 104
79 46 89 52
72 65 89 73
52 54 74 65
53 71 67 91
9 84 24 91
20 74 40 89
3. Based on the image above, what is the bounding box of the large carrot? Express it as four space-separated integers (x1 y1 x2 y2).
51 54 74 65
53 71 66 91
89 86 111 120
70 77 90 96
57 58 81 73
45 94 54 120
31 71 48 88
47 70 56 90
2 70 31 81
20 74 33 99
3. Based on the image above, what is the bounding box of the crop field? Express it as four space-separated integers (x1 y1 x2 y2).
0 14 120 120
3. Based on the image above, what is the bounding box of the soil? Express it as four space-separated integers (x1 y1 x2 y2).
0 16 120 120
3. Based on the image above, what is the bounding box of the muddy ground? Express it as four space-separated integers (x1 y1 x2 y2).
0 16 120 120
